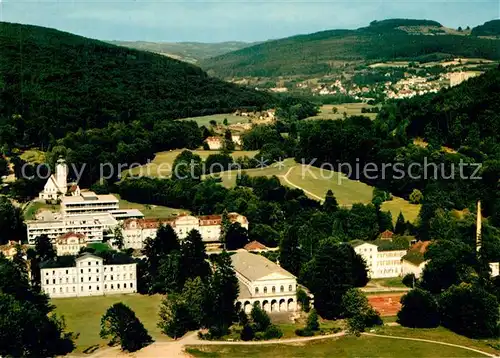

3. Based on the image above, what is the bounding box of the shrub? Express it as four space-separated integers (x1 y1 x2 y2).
440 283 499 338
402 273 416 288
240 324 255 341
263 325 283 340
297 288 311 312
306 309 320 331
250 303 271 332
295 328 314 337
398 288 439 328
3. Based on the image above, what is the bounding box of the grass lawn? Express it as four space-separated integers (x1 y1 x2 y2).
52 294 166 353
214 159 420 223
124 149 258 178
186 334 488 357
370 277 406 288
179 113 248 127
373 325 500 355
23 201 60 220
307 103 378 121
114 194 188 219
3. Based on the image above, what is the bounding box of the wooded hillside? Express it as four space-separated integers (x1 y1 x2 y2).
0 22 273 149
201 19 500 78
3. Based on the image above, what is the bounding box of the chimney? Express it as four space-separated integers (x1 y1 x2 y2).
476 201 482 252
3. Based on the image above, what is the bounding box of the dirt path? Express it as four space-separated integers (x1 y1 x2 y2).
88 330 495 358
279 166 324 202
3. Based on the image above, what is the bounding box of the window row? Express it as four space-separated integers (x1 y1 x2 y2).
255 284 294 295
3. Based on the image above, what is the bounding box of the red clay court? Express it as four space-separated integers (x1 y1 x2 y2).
368 293 404 316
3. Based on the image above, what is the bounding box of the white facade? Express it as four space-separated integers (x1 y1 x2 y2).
26 213 118 244
401 259 428 279
39 158 80 201
354 242 407 279
122 213 248 249
231 251 299 314
41 254 136 298
61 192 119 216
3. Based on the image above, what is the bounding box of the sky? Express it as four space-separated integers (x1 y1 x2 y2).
1 0 499 43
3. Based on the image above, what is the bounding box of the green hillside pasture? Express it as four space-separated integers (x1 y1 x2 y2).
179 113 249 127
307 103 378 120
124 149 258 178
214 160 420 223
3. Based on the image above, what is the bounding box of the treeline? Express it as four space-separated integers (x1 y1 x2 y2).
0 22 273 150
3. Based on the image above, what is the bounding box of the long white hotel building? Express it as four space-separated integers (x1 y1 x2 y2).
41 253 137 298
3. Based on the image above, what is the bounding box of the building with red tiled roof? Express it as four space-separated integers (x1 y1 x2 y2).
54 232 88 256
123 213 248 249
244 241 268 252
380 230 394 240
204 136 223 150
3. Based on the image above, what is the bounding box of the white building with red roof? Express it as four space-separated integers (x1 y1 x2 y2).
122 212 248 249
54 232 88 256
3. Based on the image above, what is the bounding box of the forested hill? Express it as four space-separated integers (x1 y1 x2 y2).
201 19 500 78
471 20 500 37
379 67 500 149
0 22 273 148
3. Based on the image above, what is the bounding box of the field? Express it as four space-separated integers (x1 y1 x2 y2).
52 294 166 353
370 277 406 288
115 194 188 218
307 103 378 121
179 113 249 127
125 149 258 178
186 334 488 357
374 325 500 355
214 159 420 223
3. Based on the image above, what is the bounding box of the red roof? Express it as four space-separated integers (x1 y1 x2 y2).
244 241 267 251
380 230 394 239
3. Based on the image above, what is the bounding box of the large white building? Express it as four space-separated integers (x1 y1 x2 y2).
27 190 143 245
26 213 118 244
352 240 407 279
41 253 137 298
39 158 80 201
122 213 249 249
231 251 300 314
61 192 119 216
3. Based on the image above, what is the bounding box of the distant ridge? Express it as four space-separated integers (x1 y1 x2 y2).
109 40 257 63
200 18 500 78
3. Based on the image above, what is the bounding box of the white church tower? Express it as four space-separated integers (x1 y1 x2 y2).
55 158 68 195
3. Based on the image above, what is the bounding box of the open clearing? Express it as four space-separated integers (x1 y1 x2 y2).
52 294 165 353
186 334 488 357
307 103 378 121
179 113 249 127
114 194 188 218
124 149 258 178
214 159 420 223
